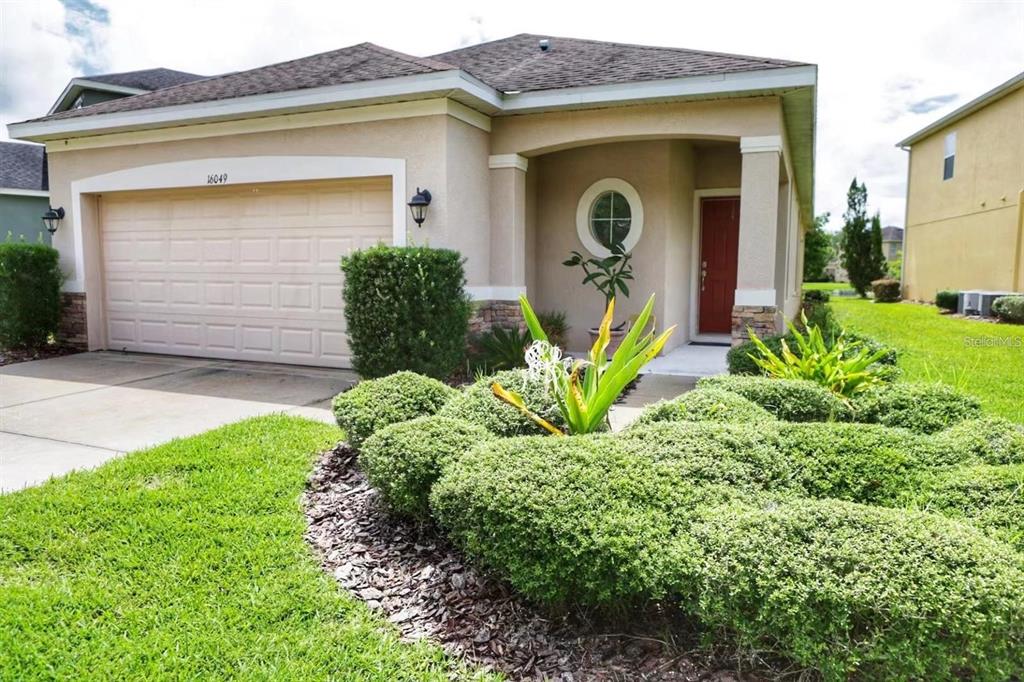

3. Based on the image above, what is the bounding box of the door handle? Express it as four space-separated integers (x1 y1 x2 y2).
701 261 707 291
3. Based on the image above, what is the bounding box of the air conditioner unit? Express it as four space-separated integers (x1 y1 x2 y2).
958 290 1015 317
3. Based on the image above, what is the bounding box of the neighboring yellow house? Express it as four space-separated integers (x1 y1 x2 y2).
897 71 1024 301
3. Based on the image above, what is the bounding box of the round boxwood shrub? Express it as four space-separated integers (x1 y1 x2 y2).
332 371 456 448
430 434 718 607
0 241 63 348
632 388 776 427
908 464 1024 552
438 369 565 437
870 277 901 302
617 421 794 494
727 335 782 375
697 375 851 422
853 382 982 434
359 415 491 520
992 295 1024 324
341 245 472 379
774 422 926 504
935 290 959 313
931 417 1024 465
688 498 1024 681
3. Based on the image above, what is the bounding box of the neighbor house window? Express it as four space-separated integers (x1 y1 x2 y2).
575 178 644 257
943 132 956 180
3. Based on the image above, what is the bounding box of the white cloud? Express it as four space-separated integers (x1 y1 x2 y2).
2 0 1022 230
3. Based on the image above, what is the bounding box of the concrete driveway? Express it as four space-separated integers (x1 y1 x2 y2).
0 352 356 493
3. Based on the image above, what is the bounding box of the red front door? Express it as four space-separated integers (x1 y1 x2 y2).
698 197 740 334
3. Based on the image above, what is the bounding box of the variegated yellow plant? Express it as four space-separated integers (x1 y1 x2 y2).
492 294 675 435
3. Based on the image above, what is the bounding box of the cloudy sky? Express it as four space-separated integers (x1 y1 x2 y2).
2 0 1022 230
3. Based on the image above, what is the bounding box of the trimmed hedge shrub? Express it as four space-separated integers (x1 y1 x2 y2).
341 245 471 379
727 335 780 375
617 421 793 494
775 422 925 503
430 434 716 607
698 375 850 422
688 498 1024 681
935 289 959 313
931 417 1024 465
359 415 491 520
332 371 456 448
802 289 830 304
438 369 565 437
632 388 775 427
870 277 901 302
909 464 1024 552
992 295 1024 324
0 241 62 348
854 382 982 434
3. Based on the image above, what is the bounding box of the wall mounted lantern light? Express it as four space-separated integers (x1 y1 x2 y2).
41 207 65 236
407 188 431 227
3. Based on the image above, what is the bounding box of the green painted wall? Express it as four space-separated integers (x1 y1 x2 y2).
0 194 51 244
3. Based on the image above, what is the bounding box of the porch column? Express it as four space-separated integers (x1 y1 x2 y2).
475 154 529 334
734 135 784 345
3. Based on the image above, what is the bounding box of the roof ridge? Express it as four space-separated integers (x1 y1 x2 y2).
83 67 203 79
436 32 805 67
361 42 458 72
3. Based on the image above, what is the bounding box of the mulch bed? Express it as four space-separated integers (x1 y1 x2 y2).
304 445 781 681
0 345 79 367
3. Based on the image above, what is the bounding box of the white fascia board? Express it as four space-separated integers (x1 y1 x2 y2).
48 78 150 115
0 188 49 198
13 70 503 142
499 65 817 113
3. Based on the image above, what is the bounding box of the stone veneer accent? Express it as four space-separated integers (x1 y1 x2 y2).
59 292 88 350
731 304 780 346
468 300 525 336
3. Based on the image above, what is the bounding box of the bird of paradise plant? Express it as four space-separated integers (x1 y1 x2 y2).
492 294 675 435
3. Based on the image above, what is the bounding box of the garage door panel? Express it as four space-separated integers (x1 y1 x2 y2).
100 178 389 368
104 311 348 365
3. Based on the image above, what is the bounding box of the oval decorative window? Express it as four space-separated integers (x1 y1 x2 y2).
575 178 644 257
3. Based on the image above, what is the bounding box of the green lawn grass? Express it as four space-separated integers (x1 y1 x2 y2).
803 281 853 292
832 299 1024 423
0 415 485 681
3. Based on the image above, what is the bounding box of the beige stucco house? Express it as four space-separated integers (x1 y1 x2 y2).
898 70 1024 301
9 35 816 367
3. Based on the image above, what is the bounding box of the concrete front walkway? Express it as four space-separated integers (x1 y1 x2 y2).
0 352 356 493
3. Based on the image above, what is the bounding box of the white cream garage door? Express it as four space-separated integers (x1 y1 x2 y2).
100 177 392 367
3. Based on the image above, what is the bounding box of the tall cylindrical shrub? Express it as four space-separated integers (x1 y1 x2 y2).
0 241 62 348
341 245 471 379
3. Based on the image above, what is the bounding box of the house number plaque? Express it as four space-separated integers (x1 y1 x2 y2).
206 173 229 185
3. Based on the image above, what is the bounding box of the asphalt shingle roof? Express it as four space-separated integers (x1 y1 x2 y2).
881 225 904 241
431 34 804 92
84 68 206 91
0 142 47 191
26 35 806 124
32 44 456 123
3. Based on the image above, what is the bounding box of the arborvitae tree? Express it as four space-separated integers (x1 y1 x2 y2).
840 179 886 296
803 212 832 282
869 213 887 280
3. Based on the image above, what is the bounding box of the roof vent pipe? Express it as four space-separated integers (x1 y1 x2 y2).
539 39 550 52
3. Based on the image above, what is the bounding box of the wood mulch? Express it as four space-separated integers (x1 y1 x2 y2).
0 345 79 367
304 445 784 681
